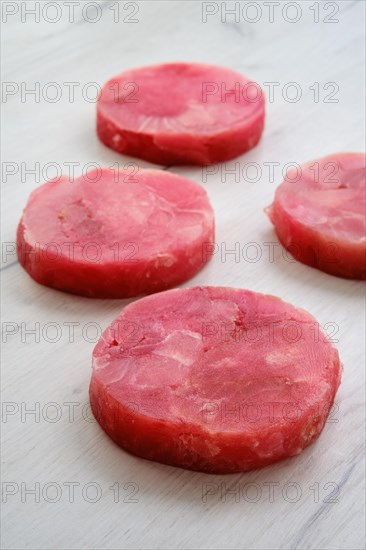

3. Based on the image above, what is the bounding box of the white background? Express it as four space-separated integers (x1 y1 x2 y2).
1 1 365 549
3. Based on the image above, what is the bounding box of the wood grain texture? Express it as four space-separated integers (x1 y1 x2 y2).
1 1 365 549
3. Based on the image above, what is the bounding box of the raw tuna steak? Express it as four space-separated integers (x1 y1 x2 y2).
90 287 341 474
17 169 215 298
97 63 265 165
266 152 366 279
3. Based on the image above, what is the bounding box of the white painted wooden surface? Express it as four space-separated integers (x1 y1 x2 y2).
1 1 365 549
